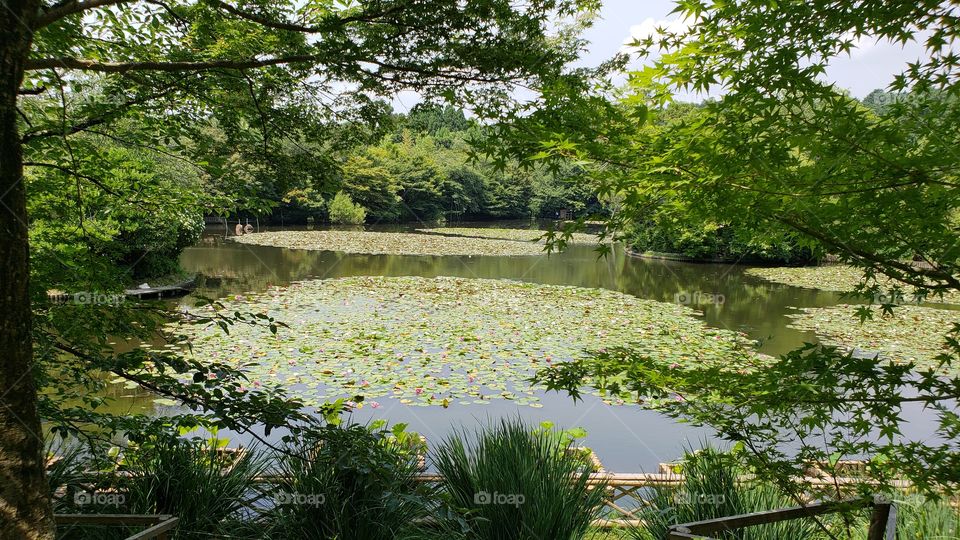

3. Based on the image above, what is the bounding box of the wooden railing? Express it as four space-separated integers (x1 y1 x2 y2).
666 496 896 540
55 514 179 540
53 470 915 533
413 472 908 529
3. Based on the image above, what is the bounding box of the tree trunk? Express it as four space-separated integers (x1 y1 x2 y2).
0 1 55 538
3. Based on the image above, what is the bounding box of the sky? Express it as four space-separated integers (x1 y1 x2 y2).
390 0 929 111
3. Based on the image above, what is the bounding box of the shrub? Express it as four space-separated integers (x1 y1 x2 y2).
116 437 268 539
432 418 607 540
52 435 267 540
327 191 367 224
631 447 822 540
264 423 443 540
627 221 821 265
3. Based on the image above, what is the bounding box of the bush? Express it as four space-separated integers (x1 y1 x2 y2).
27 139 206 281
628 221 821 265
51 435 268 540
264 423 443 540
631 447 823 540
433 418 607 540
327 191 367 224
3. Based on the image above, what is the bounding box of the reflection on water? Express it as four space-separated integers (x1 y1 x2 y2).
108 222 936 472
184 222 838 358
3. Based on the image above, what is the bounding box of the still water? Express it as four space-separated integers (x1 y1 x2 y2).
116 221 937 472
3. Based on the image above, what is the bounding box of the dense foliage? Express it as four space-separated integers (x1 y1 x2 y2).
1 0 604 536
310 105 604 224
433 419 608 540
5 0 960 537
27 126 207 281
633 447 822 540
326 191 366 225
516 0 960 504
265 424 436 540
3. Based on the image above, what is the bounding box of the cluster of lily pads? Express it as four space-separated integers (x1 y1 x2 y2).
169 276 761 408
230 230 548 256
416 227 602 245
787 304 960 373
745 265 960 304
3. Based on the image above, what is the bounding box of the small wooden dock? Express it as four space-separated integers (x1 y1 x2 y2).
124 276 197 300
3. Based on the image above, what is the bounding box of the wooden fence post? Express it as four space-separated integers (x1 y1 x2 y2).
867 496 895 540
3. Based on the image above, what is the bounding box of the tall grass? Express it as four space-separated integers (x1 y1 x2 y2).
631 447 824 540
849 495 960 540
263 424 445 540
117 437 269 539
432 418 608 540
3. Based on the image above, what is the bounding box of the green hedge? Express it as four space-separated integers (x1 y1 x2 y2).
628 222 821 265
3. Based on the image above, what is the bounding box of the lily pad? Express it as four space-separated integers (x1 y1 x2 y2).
230 230 548 256
745 265 960 304
167 277 762 408
786 304 960 372
415 227 603 245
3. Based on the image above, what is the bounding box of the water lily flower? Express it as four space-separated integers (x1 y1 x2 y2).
370 401 381 409
415 387 424 395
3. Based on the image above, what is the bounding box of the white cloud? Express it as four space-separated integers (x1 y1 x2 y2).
622 17 689 57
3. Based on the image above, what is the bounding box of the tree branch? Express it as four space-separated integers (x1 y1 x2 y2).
776 215 960 291
205 0 409 33
21 75 190 143
24 54 325 73
34 0 132 29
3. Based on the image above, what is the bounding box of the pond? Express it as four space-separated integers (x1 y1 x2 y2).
112 220 945 472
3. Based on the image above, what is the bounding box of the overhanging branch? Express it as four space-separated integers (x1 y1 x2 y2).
24 54 324 73
34 0 132 29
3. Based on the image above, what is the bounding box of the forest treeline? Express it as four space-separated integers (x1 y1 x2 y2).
23 85 916 283
26 97 602 279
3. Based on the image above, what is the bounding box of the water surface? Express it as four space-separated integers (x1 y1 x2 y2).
114 221 941 472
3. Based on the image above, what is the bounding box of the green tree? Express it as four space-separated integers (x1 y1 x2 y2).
496 0 960 508
405 102 471 136
327 190 367 224
340 145 403 222
861 89 902 115
0 1 599 536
